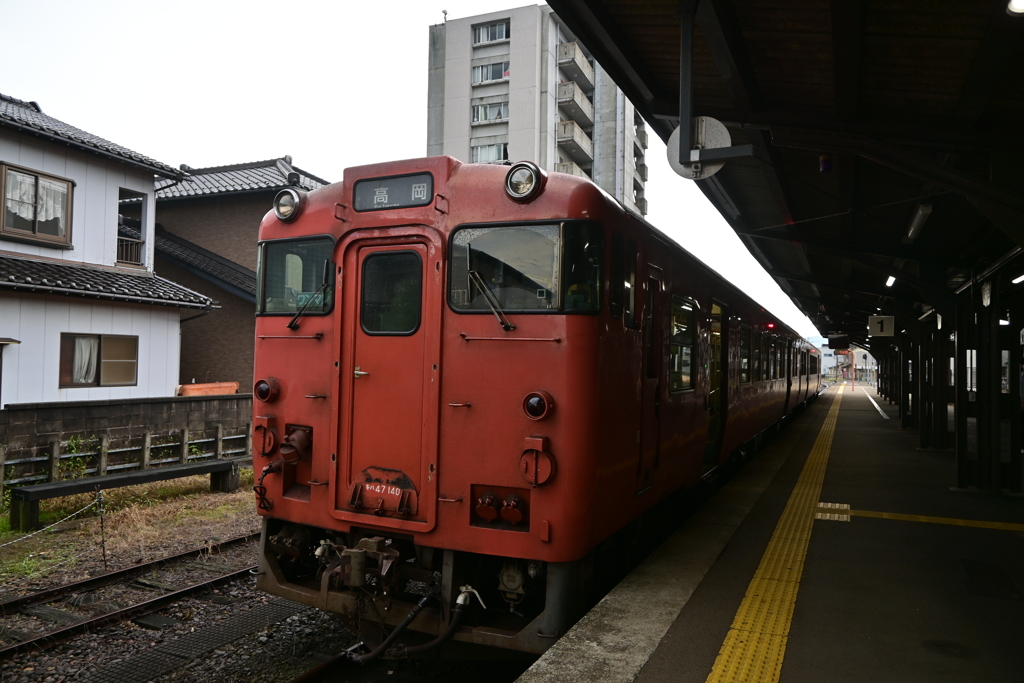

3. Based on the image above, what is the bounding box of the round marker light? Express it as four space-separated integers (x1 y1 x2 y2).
504 161 546 202
523 391 555 420
254 377 280 402
273 188 304 222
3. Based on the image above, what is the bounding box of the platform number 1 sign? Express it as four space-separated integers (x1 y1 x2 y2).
868 315 894 337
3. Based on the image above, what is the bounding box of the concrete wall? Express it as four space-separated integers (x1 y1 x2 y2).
0 293 182 405
0 393 253 484
156 258 255 388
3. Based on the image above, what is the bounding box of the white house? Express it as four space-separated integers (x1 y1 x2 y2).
0 93 212 407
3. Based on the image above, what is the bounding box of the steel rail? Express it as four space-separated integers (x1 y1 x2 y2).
0 533 258 616
0 564 257 660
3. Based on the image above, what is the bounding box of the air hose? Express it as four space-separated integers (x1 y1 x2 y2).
347 591 434 664
386 595 470 657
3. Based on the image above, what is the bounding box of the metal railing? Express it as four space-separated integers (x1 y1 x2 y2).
116 236 144 266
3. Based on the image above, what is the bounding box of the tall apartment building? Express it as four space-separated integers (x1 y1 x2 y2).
427 4 649 216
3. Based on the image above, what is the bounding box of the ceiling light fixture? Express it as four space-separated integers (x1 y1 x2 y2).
886 276 896 287
1013 273 1024 284
903 203 932 243
1009 0 1024 15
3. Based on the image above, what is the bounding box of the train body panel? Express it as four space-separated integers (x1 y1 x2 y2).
251 157 821 653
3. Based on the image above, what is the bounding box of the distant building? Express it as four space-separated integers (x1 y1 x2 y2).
126 158 329 387
0 93 212 407
427 4 649 215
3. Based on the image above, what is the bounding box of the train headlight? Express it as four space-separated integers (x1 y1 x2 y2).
523 391 555 420
505 161 546 203
254 377 281 402
273 188 304 222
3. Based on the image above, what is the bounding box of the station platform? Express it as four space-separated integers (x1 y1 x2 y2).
517 383 1024 683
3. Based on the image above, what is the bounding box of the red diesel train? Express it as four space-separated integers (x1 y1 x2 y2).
251 156 821 657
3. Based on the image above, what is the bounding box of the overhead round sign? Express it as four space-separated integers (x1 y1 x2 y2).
667 116 732 180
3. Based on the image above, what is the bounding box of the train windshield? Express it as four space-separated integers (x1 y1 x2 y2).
257 237 335 314
449 223 602 313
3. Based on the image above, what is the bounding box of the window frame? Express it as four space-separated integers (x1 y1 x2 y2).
1 162 74 248
471 101 510 124
668 295 698 393
472 61 511 85
470 143 509 164
472 20 510 45
740 324 751 384
446 220 603 316
59 333 138 388
360 250 423 337
255 234 337 317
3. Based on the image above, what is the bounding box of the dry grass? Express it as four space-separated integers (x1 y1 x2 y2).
0 468 259 586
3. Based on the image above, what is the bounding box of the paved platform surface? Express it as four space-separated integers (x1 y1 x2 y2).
518 383 1024 683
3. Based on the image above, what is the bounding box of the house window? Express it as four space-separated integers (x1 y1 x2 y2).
472 61 510 84
669 296 696 391
470 143 508 163
1 163 72 245
59 334 138 387
472 102 509 123
473 20 509 44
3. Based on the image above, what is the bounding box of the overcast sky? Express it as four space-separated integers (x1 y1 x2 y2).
0 0 819 339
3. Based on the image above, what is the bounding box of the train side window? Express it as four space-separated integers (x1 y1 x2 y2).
623 239 638 328
752 330 761 381
669 296 696 391
768 339 776 379
361 251 423 335
740 325 751 384
563 222 604 312
609 232 624 318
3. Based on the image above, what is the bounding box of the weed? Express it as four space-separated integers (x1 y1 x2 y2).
189 443 204 457
58 455 89 481
65 434 95 454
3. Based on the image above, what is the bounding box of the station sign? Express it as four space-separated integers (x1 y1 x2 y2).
868 315 895 337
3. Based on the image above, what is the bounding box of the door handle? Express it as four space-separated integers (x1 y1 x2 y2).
354 366 369 378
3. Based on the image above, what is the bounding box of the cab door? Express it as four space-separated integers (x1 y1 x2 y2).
336 239 437 526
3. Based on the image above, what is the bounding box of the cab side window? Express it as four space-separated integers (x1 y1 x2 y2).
669 296 696 391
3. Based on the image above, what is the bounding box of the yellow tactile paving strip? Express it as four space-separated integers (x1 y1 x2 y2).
705 386 844 683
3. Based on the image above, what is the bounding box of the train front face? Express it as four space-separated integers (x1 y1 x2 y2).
252 157 608 653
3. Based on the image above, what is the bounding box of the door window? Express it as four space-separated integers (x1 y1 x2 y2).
361 251 423 335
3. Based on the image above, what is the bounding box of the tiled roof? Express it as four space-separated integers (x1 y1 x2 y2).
0 253 213 309
155 157 329 199
0 93 181 179
120 220 256 298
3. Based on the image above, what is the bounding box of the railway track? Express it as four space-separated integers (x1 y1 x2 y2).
0 533 258 661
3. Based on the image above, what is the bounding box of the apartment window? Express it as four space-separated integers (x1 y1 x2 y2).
669 296 696 391
471 143 508 163
2 163 72 245
473 20 509 44
472 61 510 84
59 334 138 387
472 101 509 123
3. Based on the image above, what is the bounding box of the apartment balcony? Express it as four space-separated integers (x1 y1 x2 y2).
557 42 595 92
116 236 144 266
635 128 649 149
555 160 590 179
556 121 594 165
635 162 649 182
634 197 648 215
557 82 594 128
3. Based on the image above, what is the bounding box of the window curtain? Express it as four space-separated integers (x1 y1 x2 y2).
73 337 98 384
5 169 35 221
36 177 67 236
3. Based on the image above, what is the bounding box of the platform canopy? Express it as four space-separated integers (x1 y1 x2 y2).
547 0 1024 345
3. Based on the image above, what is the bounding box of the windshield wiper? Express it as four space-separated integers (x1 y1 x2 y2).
468 270 515 331
287 260 331 330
